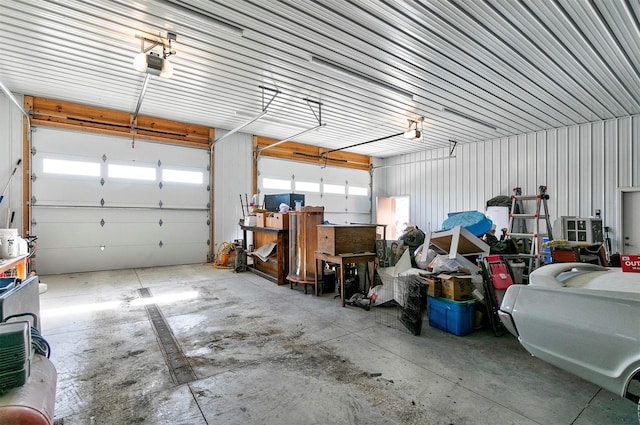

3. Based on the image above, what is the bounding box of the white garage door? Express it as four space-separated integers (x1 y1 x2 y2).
31 127 210 274
258 157 371 224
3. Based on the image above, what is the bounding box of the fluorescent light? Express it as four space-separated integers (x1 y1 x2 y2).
442 107 497 130
310 55 415 100
159 0 244 36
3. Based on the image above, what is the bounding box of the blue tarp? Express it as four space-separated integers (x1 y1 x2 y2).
441 211 493 236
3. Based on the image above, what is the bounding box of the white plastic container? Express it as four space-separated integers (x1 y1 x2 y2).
0 229 18 259
16 237 28 256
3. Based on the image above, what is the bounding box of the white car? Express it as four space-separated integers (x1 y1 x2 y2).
498 262 640 403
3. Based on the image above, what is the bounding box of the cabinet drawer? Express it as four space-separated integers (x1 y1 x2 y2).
317 225 377 255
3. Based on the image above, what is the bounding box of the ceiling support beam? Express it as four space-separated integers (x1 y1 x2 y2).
214 86 279 144
258 99 325 154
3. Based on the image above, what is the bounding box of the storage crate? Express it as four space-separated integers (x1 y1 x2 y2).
255 212 266 228
427 296 475 336
373 275 427 336
265 213 289 229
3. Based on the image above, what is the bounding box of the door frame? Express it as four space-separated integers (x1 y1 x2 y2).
617 186 640 254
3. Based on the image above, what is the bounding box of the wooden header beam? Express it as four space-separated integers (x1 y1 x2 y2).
29 97 211 148
254 136 372 171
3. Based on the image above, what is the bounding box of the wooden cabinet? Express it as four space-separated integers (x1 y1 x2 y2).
288 209 324 293
240 225 289 285
317 224 378 255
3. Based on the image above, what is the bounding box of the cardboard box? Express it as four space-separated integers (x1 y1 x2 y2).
317 224 377 255
438 274 474 301
256 212 266 228
427 296 476 336
424 277 442 298
621 254 640 273
266 213 289 229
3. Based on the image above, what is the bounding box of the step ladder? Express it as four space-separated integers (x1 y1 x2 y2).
507 186 554 271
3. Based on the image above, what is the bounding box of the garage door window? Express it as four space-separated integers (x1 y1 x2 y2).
263 178 291 190
295 181 320 192
108 164 155 181
324 183 345 195
162 169 204 184
43 158 100 177
348 186 368 196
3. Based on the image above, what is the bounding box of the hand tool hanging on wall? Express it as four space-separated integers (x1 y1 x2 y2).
239 194 246 216
0 159 22 205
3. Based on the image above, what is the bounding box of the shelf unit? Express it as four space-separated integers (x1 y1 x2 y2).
240 225 289 285
288 209 324 293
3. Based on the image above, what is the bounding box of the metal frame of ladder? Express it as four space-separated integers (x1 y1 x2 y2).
507 185 554 271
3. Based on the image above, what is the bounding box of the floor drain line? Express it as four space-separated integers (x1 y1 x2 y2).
138 288 196 385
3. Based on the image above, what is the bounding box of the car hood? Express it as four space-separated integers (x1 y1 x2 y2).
528 262 640 294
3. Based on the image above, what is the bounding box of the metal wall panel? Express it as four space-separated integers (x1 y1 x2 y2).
374 115 640 252
0 95 24 231
213 130 253 253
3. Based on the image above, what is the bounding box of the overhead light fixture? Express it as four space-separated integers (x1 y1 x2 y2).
310 55 415 101
158 0 244 36
442 107 497 130
403 118 423 140
133 32 176 79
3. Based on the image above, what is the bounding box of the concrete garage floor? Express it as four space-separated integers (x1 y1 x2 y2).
38 264 638 425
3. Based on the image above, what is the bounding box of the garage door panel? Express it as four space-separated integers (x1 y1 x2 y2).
34 210 208 248
258 158 371 225
32 127 210 274
344 196 370 213
99 181 161 206
158 185 209 208
32 179 103 205
35 243 207 275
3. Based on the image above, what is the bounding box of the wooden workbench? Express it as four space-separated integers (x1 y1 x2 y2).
240 225 289 285
0 255 28 280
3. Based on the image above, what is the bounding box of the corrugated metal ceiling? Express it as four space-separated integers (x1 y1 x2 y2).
1 0 639 158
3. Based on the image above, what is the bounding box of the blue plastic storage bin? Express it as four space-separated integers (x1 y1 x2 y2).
0 277 18 293
427 296 475 336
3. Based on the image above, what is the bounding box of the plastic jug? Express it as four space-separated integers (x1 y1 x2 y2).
0 229 18 259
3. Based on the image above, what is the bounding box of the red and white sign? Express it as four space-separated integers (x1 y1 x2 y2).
621 254 640 273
